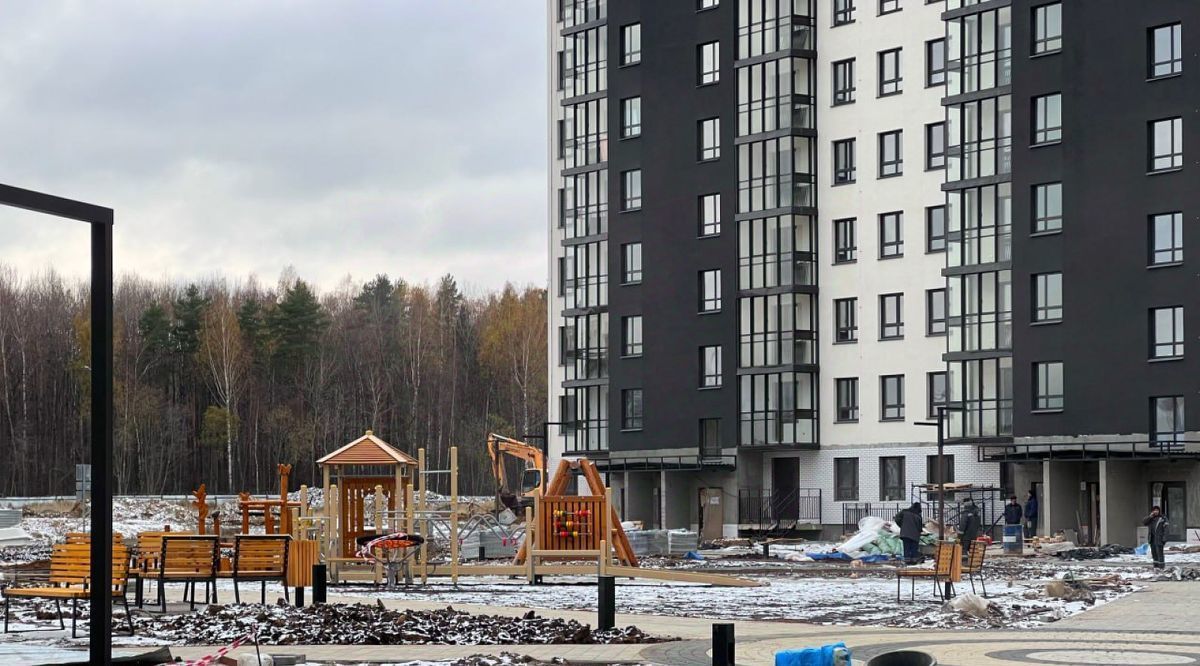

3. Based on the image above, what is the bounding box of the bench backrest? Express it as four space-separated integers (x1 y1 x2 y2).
65 532 125 544
965 538 987 571
134 530 193 571
233 535 290 576
161 535 219 576
47 542 131 593
934 542 956 576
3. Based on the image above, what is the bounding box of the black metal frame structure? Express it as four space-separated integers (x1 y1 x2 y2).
978 440 1200 463
0 182 113 663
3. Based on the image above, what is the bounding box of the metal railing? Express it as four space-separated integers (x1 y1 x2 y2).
738 488 821 532
978 439 1200 462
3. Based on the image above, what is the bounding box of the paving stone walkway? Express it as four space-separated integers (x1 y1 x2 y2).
156 581 1200 665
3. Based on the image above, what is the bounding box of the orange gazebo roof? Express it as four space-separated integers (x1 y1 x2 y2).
317 430 418 467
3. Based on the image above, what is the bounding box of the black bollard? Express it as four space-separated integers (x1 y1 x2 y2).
312 564 327 604
295 586 305 607
598 575 615 630
762 541 770 558
478 545 486 561
712 623 735 666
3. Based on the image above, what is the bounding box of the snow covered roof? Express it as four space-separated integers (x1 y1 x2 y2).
317 430 418 467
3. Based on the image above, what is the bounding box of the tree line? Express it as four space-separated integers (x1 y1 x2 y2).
0 266 547 497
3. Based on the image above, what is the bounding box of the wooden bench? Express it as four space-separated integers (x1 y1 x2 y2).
157 535 220 612
129 530 191 608
963 538 988 597
896 542 956 602
218 535 291 604
2 542 134 637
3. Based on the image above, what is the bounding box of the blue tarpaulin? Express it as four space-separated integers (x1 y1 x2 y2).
775 642 851 666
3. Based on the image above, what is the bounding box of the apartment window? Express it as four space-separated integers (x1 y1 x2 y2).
1033 272 1063 323
880 0 900 14
926 205 946 252
926 288 946 335
699 117 721 161
621 169 642 210
1150 23 1182 78
1033 361 1063 411
880 456 905 501
699 42 720 85
879 212 903 258
1150 212 1183 265
834 0 856 26
926 38 946 86
1033 182 1063 233
836 378 859 422
1150 118 1183 171
926 122 945 170
621 97 641 138
878 48 902 96
1151 396 1185 446
879 130 903 177
835 297 858 342
622 315 643 357
1033 93 1062 144
621 389 643 430
880 293 904 339
1151 306 1184 359
1033 3 1062 54
701 345 723 388
833 58 855 105
833 138 856 184
622 23 641 66
927 371 947 418
699 0 719 8
926 454 954 484
621 243 643 284
700 193 721 236
700 418 721 456
700 269 722 312
834 218 857 263
881 374 904 420
835 458 859 501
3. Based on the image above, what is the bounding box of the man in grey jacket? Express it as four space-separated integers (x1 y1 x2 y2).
894 502 924 564
1143 506 1168 569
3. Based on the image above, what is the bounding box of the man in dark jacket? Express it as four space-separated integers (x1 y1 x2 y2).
1004 495 1023 526
894 502 923 564
1024 489 1039 539
958 498 981 555
1143 506 1168 569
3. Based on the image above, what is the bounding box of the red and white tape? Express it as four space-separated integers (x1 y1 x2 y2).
164 632 256 666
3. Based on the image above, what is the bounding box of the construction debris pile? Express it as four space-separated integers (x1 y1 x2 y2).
819 517 935 561
135 603 674 646
626 529 698 558
1053 544 1134 561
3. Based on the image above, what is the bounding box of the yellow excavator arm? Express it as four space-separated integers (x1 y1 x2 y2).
486 433 546 509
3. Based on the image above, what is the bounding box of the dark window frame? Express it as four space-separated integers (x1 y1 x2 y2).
927 371 947 418
836 377 859 422
1033 272 1063 323
622 315 643 357
1150 117 1184 172
926 454 955 484
835 297 858 343
834 457 859 501
881 374 905 421
1032 2 1062 55
833 58 856 105
1149 211 1183 266
621 242 643 284
699 269 722 313
1151 395 1185 446
1150 306 1185 359
621 23 641 66
834 217 857 263
699 41 720 85
925 121 946 170
879 211 903 258
1033 182 1063 233
621 96 641 138
926 205 946 252
880 456 906 501
700 345 723 388
699 117 721 161
1033 360 1064 411
925 38 946 87
878 48 902 96
1033 93 1062 144
879 0 900 15
1149 23 1182 79
926 288 947 336
833 0 856 26
878 129 903 178
880 292 904 339
699 193 721 237
621 169 642 211
621 388 644 430
833 138 856 184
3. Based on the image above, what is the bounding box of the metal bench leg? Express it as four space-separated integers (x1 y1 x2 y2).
188 582 196 612
980 573 987 598
123 594 134 634
234 580 240 604
55 599 64 630
282 580 290 605
261 581 266 605
71 598 78 639
896 575 901 603
211 577 218 604
3 597 9 633
135 576 144 608
969 573 976 595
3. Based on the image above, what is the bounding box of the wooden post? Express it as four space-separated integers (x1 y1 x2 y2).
328 483 339 580
393 462 404 533
289 507 301 539
450 446 459 586
299 484 309 519
405 483 415 585
192 484 208 536
278 463 293 534
373 483 384 584
418 447 428 585
525 505 535 584
603 487 613 571
239 491 251 535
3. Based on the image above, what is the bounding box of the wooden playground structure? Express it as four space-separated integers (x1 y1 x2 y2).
189 430 759 589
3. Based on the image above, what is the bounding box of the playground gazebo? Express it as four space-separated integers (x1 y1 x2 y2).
318 430 418 557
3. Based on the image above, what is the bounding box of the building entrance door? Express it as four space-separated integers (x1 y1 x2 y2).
699 488 724 541
1151 481 1188 542
771 457 800 521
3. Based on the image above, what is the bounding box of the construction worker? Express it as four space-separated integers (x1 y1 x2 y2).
1143 506 1169 569
1024 489 1039 539
958 497 981 557
894 502 923 565
1004 494 1023 526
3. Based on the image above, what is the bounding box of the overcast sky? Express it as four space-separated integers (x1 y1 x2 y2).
0 1 548 294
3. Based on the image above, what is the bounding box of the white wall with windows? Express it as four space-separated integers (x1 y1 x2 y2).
817 0 950 448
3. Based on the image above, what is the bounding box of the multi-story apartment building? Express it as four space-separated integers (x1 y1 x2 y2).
548 0 1199 545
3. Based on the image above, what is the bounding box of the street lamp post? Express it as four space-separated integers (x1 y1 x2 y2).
915 405 953 599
